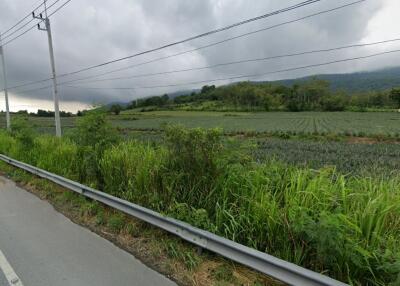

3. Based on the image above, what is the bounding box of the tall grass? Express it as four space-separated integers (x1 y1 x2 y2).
0 118 399 285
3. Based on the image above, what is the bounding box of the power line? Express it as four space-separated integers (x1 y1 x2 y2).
1 0 63 42
6 0 365 91
64 48 400 91
6 0 326 90
1 0 71 47
11 85 52 95
55 0 324 76
1 0 44 37
80 0 367 82
48 0 72 17
62 38 400 85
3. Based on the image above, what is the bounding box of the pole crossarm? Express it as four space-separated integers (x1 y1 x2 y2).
32 1 62 137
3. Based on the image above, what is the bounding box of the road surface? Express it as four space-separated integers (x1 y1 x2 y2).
0 176 176 286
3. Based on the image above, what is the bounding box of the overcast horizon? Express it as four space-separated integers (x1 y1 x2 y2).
0 0 399 112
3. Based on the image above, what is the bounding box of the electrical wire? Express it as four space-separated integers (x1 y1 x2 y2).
64 48 400 91
1 0 44 37
1 0 64 42
56 0 324 77
79 0 367 82
1 0 72 47
61 38 400 85
5 0 329 90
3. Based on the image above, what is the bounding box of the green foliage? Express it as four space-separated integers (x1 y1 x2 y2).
79 201 100 217
10 116 36 148
100 141 166 208
164 124 223 178
115 111 400 138
390 88 400 108
72 109 118 147
0 124 399 285
0 130 19 158
108 213 125 233
133 94 170 108
70 109 120 186
164 241 201 270
256 138 400 175
95 209 106 226
163 125 226 209
212 264 235 283
110 104 122 115
33 135 78 179
126 78 400 112
35 109 73 117
321 93 348 111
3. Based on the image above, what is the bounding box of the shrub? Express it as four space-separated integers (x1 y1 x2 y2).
70 109 120 186
162 125 225 208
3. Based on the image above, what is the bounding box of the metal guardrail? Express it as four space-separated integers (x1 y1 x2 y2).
0 154 348 286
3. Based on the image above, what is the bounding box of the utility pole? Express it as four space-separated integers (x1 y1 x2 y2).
33 0 61 137
0 34 11 131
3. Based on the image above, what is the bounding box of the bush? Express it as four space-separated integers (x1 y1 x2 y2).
70 109 119 187
162 125 225 208
321 94 347 111
9 116 37 161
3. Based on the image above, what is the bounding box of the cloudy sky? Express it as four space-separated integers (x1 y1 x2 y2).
0 0 399 112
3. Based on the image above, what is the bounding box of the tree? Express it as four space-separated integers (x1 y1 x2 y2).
321 93 347 111
110 104 122 115
201 85 216 94
390 88 400 109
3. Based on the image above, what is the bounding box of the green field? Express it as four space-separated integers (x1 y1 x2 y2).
2 111 400 137
114 111 400 136
255 138 400 175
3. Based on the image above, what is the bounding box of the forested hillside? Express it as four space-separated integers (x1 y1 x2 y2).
273 67 400 92
125 77 400 112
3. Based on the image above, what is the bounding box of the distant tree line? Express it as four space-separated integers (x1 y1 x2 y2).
35 109 74 117
11 109 75 117
128 94 170 109
124 79 400 112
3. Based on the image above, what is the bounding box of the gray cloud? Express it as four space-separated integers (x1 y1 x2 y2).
0 0 397 110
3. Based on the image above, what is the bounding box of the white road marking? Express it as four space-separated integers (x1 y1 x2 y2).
0 249 24 286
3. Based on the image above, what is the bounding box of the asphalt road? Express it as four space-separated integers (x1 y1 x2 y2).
0 268 8 286
0 176 176 286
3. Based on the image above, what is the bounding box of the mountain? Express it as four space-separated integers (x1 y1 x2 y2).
106 67 400 107
270 67 400 92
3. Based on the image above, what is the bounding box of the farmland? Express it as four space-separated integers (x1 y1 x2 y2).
114 111 400 136
0 109 399 285
255 138 400 175
3 110 400 137
1 110 399 176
